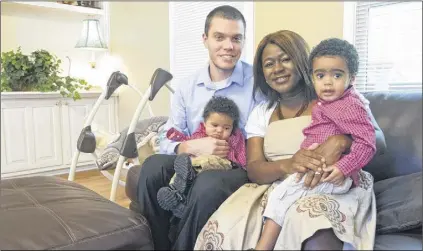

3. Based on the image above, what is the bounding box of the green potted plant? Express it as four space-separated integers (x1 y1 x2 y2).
1 47 92 100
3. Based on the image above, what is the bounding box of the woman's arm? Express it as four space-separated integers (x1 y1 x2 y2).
246 137 324 185
314 134 352 166
246 137 285 184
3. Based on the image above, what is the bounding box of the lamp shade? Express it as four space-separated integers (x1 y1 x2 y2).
75 19 108 50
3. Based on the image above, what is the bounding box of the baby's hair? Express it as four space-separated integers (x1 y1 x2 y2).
309 38 359 78
203 96 240 132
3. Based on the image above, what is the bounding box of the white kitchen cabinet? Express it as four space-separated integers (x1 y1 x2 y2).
1 91 119 178
61 96 117 165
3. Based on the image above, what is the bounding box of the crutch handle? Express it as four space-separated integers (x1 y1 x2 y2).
106 71 128 100
149 68 173 101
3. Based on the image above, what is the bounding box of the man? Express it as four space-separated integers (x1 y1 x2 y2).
136 5 258 250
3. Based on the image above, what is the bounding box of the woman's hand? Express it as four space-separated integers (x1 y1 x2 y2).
293 143 325 188
289 145 325 175
299 135 352 188
289 143 325 188
314 135 352 166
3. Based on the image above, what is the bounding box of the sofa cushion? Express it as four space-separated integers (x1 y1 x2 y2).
374 233 422 250
363 92 422 182
374 172 422 234
0 176 153 250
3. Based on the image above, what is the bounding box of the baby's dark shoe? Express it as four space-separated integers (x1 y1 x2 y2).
172 153 197 194
157 186 186 218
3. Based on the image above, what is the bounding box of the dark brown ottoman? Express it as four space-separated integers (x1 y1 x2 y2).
0 176 153 250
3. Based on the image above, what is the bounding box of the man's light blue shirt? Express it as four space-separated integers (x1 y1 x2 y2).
159 60 260 154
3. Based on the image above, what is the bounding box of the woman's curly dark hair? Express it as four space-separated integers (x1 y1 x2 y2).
309 38 359 77
203 96 240 133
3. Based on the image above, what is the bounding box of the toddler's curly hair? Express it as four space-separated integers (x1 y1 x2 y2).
309 38 359 78
203 96 240 133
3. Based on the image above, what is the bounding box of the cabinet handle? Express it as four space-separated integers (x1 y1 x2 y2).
55 101 62 106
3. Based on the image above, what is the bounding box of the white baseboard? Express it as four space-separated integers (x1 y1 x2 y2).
1 164 97 180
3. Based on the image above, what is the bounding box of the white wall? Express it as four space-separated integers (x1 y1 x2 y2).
254 2 344 49
109 2 171 129
1 3 110 88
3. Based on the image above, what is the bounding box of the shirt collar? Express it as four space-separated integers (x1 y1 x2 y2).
196 60 245 87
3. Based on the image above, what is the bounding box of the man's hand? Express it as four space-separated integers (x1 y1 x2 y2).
322 165 345 186
178 137 229 157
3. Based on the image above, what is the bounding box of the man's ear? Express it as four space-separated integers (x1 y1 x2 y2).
202 33 208 49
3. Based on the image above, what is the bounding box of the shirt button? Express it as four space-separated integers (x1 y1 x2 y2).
317 102 322 106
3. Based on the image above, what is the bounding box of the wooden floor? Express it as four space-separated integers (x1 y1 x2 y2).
58 170 131 208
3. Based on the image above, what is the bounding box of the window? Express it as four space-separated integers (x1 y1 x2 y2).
169 2 254 89
344 1 422 92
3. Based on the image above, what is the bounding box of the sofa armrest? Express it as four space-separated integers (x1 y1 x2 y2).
126 164 143 204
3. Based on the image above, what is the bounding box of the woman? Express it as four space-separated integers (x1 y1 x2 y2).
194 30 383 250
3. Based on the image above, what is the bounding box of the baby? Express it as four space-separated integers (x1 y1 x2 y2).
255 38 377 250
157 95 246 218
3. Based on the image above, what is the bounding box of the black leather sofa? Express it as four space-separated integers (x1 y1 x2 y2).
126 91 422 250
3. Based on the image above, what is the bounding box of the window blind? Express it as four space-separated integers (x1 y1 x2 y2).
354 1 422 92
169 2 254 89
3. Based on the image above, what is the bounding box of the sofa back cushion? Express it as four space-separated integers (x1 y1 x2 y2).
363 92 422 181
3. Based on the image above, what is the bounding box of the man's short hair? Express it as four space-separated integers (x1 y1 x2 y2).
204 5 246 36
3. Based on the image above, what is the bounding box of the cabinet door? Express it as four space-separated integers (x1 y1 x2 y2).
1 99 63 176
61 97 117 166
92 97 117 134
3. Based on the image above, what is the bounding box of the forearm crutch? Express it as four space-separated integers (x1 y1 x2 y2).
67 71 154 181
109 68 173 201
